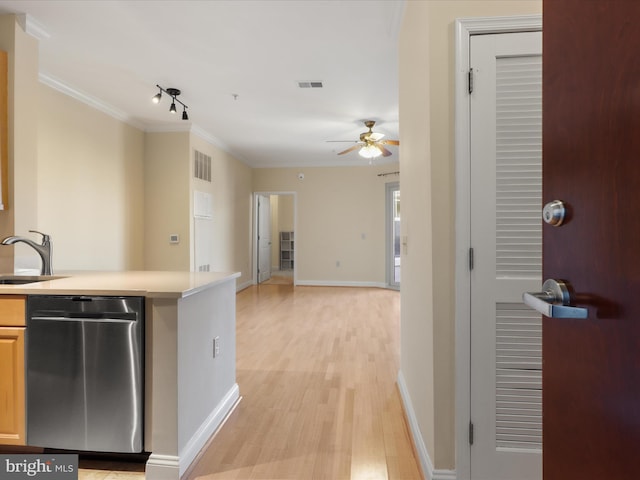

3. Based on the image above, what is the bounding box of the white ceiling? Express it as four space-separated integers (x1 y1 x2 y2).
0 0 404 168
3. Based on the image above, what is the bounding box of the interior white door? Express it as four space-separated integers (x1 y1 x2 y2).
257 194 272 283
469 31 542 480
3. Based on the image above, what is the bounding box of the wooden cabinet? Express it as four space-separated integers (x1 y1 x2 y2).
0 296 26 445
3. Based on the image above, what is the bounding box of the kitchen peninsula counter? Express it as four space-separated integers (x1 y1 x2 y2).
0 270 239 298
0 270 241 480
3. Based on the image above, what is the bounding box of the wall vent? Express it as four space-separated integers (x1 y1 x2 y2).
297 81 323 88
194 150 212 182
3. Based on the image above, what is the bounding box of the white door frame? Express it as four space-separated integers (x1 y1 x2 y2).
252 191 298 286
454 15 542 480
385 181 400 290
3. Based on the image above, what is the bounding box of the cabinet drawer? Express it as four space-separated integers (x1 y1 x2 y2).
0 296 26 327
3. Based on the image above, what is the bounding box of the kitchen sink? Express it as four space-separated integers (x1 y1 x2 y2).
0 275 64 285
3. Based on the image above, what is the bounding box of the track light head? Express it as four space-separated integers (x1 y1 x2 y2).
153 85 189 120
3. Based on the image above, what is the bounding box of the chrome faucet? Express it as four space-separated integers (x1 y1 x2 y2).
1 230 53 275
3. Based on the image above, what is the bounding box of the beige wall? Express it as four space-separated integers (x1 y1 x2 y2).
0 25 252 280
144 132 191 271
399 0 541 472
254 163 398 285
191 133 253 286
144 131 253 286
0 15 39 272
38 85 145 271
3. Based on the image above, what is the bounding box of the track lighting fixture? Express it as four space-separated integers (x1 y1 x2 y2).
152 84 189 120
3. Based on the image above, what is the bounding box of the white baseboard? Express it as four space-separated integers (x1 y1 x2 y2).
296 280 387 288
236 279 253 292
145 454 180 480
178 383 240 476
397 371 457 480
147 384 240 479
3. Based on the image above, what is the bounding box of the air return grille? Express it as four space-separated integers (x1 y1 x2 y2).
194 150 212 182
297 81 323 88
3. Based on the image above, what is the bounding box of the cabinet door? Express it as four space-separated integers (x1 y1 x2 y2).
0 327 25 445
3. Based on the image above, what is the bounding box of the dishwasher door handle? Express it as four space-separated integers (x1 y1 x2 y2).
31 316 136 323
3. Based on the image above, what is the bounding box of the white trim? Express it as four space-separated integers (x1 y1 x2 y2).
398 371 457 480
39 72 147 130
385 181 401 290
252 191 298 286
296 280 386 288
190 124 238 160
454 14 542 480
145 454 180 480
37 73 256 167
249 156 399 169
236 279 253 292
178 384 240 476
146 385 239 480
16 14 51 40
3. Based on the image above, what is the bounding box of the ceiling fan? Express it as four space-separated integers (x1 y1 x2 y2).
330 120 400 158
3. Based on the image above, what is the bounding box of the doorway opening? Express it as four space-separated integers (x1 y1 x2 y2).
253 192 297 286
386 182 400 289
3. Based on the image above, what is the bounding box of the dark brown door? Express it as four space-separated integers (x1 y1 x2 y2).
543 1 640 478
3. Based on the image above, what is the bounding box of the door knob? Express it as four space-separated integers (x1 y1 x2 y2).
523 279 588 318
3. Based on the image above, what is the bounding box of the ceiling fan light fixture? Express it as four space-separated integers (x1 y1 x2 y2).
359 144 382 159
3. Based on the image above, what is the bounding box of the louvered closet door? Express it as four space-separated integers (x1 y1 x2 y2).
469 31 542 480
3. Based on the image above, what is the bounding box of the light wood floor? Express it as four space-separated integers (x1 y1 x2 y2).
184 284 422 480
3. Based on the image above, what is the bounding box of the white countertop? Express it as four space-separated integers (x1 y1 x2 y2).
0 270 240 298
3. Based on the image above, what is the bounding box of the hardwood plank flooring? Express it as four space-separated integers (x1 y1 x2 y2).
8 285 420 480
184 285 422 480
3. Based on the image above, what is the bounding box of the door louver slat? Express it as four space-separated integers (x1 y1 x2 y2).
496 303 542 450
496 55 542 278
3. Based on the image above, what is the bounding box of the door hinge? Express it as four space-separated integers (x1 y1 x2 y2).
469 247 474 271
469 421 474 445
468 68 474 94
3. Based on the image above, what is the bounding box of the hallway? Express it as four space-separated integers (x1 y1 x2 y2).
184 285 422 479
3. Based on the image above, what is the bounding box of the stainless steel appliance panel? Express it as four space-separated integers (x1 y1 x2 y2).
26 296 144 453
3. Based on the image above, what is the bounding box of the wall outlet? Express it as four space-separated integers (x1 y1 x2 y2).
213 336 220 358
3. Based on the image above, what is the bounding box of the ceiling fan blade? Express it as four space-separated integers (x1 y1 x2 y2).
380 139 400 146
337 145 361 155
378 145 393 157
369 132 385 141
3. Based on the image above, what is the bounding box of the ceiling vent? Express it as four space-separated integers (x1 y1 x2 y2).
297 81 323 88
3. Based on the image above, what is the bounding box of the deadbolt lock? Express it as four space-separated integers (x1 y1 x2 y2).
543 200 566 226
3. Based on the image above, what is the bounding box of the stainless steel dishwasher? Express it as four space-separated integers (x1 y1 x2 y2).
26 295 144 453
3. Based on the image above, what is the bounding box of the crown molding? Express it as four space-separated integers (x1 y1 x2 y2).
39 72 147 130
16 14 51 40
